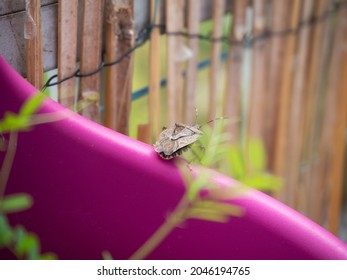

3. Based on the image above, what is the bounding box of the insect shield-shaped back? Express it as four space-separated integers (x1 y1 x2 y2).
154 123 203 159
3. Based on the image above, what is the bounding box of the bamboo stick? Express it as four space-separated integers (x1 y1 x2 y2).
266 0 290 168
314 16 342 232
287 0 314 211
104 0 135 135
78 0 104 123
25 0 43 89
57 0 78 108
322 5 347 235
273 0 301 203
147 0 161 141
223 0 247 141
240 5 253 144
166 0 184 126
307 0 335 225
208 0 226 121
303 0 331 224
328 55 347 234
137 124 152 144
247 0 268 140
183 0 201 125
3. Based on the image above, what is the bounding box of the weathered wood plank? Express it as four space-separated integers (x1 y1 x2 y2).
0 0 231 76
248 0 268 140
78 0 104 123
273 0 301 204
208 0 225 121
287 0 314 210
166 0 184 126
223 0 247 141
104 0 135 135
25 0 44 89
182 0 200 125
57 0 78 107
147 0 162 139
266 0 289 168
0 3 57 77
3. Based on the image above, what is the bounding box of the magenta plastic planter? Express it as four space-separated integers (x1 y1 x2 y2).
1 56 347 260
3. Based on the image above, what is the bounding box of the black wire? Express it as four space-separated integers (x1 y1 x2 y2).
41 23 154 90
41 0 346 91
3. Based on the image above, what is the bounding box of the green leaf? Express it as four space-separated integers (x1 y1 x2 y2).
25 234 40 260
0 193 33 213
14 226 40 259
0 112 30 133
247 138 266 173
187 173 210 201
102 250 113 260
13 226 26 258
19 93 45 117
40 252 57 260
241 174 283 191
0 215 13 247
186 208 229 223
188 144 205 163
0 93 45 133
192 200 244 217
225 145 245 180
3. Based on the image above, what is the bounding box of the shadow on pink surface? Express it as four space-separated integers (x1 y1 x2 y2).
1 56 347 260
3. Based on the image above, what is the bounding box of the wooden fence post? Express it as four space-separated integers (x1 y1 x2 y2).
273 0 301 204
166 0 184 126
286 0 314 210
266 0 289 168
104 0 135 135
321 4 347 234
183 0 201 125
223 0 247 141
78 0 104 123
208 0 226 121
147 0 162 140
58 0 78 108
25 0 43 89
248 0 268 141
303 0 332 223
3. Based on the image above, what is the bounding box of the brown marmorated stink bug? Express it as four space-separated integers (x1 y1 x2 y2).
153 116 226 160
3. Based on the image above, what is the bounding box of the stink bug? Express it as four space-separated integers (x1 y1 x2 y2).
154 117 226 160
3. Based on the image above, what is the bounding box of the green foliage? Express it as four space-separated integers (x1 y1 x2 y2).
186 172 210 201
0 193 33 214
0 93 46 133
185 200 244 223
0 214 12 247
19 93 46 117
14 226 40 259
102 250 113 260
0 214 56 260
0 112 31 133
186 120 282 192
0 92 57 259
224 138 282 191
176 119 283 225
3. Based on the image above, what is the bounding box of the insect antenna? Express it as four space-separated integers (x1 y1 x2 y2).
194 107 198 124
200 116 229 128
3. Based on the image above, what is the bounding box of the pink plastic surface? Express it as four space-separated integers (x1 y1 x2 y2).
1 56 347 260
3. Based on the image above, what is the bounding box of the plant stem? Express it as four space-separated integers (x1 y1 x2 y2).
129 195 190 260
0 131 18 199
